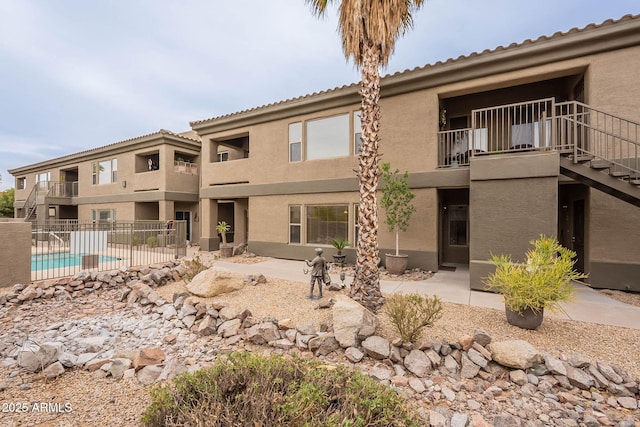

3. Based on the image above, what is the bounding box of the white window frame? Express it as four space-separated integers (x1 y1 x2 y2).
289 122 302 162
217 151 229 162
92 159 118 185
354 111 362 154
289 205 302 244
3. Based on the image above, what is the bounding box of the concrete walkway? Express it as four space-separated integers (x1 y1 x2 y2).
208 257 640 330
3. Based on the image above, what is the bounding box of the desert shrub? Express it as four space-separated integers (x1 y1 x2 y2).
146 236 158 248
182 255 207 283
142 351 420 427
385 293 443 343
131 235 141 247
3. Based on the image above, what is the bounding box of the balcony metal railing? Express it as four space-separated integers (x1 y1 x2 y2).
438 98 556 168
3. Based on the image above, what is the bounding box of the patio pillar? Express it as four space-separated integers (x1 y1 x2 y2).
469 151 560 290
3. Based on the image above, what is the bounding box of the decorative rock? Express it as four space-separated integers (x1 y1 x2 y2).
404 350 431 377
345 347 364 363
331 295 377 348
137 365 163 385
425 349 441 367
277 318 296 330
217 319 241 338
444 355 459 373
487 340 541 370
272 339 295 350
597 361 623 384
85 358 110 372
246 322 280 345
544 353 567 376
17 343 60 373
617 397 638 409
429 410 447 427
109 358 132 380
133 348 166 371
509 370 528 386
369 364 393 382
308 334 340 356
566 365 595 390
467 348 488 369
408 377 425 393
458 335 473 351
197 315 217 336
460 353 481 379
472 328 492 347
218 306 237 321
43 361 65 378
186 269 244 298
451 413 469 427
361 336 390 360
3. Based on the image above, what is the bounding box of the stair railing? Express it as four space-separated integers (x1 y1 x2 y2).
555 101 640 178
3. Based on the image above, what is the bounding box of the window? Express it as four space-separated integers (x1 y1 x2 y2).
306 205 348 245
354 111 362 154
217 151 229 162
92 159 117 185
16 177 26 190
289 206 301 244
448 205 468 246
92 209 116 223
289 122 302 162
306 114 349 160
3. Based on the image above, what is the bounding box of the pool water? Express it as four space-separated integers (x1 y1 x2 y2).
31 253 120 271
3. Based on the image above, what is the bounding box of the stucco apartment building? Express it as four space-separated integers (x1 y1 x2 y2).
9 130 201 243
191 15 640 291
11 15 640 291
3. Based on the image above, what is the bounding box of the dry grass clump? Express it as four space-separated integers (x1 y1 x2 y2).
142 351 421 427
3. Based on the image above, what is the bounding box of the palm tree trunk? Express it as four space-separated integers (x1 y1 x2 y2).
350 39 384 313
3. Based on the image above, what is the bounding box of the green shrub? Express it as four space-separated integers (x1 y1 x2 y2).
182 255 207 283
131 235 141 247
146 236 158 248
142 351 420 427
484 235 587 314
384 293 443 343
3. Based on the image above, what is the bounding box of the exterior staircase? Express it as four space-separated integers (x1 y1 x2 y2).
555 101 640 207
23 184 40 222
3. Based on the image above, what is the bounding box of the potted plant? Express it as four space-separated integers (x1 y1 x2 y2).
484 235 587 330
216 221 233 258
380 162 416 275
331 238 350 266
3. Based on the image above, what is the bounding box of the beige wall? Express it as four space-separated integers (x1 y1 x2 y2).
0 222 31 287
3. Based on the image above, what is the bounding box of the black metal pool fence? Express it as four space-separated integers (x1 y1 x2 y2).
30 220 187 281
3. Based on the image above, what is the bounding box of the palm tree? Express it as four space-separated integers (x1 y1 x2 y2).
307 0 425 312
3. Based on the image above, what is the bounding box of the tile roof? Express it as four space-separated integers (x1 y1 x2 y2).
190 14 639 128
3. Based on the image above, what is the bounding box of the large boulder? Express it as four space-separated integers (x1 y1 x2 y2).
17 342 61 373
331 295 378 348
487 340 542 370
186 268 244 298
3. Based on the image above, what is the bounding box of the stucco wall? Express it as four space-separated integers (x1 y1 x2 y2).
469 152 559 290
0 222 31 287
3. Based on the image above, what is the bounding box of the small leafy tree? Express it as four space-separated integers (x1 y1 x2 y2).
380 162 415 256
0 188 14 218
216 221 231 246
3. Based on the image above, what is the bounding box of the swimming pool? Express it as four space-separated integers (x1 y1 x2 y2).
31 253 120 271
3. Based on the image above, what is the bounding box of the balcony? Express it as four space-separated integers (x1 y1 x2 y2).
438 98 555 168
174 160 198 175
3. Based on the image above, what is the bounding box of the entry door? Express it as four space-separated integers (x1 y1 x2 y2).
442 204 469 264
572 200 585 273
175 211 191 242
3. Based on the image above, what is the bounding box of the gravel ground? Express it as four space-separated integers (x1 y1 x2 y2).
1 256 639 426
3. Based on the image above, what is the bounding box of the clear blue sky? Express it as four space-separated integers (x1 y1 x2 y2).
1 1 639 190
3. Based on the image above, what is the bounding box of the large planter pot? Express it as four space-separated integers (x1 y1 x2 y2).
219 245 233 258
385 254 408 275
505 306 544 330
333 254 347 266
